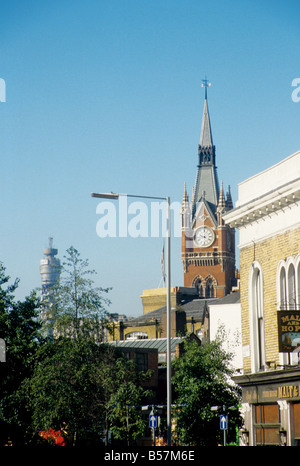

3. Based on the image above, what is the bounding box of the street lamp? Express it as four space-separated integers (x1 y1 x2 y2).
91 191 172 446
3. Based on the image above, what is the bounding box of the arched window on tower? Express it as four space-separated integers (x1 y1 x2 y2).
195 279 204 297
193 276 216 298
206 278 214 298
193 276 205 297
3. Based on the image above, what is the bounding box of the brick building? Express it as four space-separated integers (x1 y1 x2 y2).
224 149 300 446
181 80 236 297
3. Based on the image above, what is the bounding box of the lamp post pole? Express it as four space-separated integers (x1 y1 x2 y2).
91 192 172 446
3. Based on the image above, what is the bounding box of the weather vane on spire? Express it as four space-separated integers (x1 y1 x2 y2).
201 76 211 99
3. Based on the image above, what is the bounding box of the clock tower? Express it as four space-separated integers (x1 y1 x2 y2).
181 80 235 298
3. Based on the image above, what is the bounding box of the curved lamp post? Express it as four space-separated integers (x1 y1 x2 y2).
91 191 172 446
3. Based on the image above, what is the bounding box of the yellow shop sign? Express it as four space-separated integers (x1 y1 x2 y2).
278 385 300 399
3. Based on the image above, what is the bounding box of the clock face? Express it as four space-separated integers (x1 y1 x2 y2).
194 226 215 247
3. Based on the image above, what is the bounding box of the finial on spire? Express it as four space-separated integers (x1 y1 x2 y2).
182 182 189 204
201 76 211 100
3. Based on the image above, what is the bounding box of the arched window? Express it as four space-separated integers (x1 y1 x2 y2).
206 278 214 298
193 275 217 298
195 279 204 297
287 261 296 309
125 332 148 340
277 257 300 310
249 262 265 372
193 276 205 297
279 265 287 310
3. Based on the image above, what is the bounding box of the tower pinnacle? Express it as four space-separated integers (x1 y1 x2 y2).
201 76 211 100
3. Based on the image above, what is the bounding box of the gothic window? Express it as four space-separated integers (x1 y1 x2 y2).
193 276 204 297
193 276 216 298
249 262 265 372
206 278 214 298
196 279 204 297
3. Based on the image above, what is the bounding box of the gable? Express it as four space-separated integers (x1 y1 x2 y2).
192 199 217 229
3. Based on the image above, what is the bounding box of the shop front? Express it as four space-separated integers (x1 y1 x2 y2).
235 367 300 446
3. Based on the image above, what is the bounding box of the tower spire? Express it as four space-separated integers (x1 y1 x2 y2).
200 77 213 147
193 78 219 212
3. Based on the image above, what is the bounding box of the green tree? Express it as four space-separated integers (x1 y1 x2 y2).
26 337 109 445
172 337 242 446
0 263 43 445
26 339 153 446
42 246 111 340
108 357 153 446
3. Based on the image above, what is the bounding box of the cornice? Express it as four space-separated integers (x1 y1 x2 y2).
223 178 300 229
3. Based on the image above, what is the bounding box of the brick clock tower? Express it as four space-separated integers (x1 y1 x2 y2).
181 79 235 298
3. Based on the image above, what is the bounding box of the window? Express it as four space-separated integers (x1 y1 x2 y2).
193 276 204 297
125 332 148 340
249 262 265 372
292 402 300 445
287 262 296 309
194 275 216 298
278 262 287 309
254 404 280 446
135 352 148 372
206 278 214 297
277 256 300 310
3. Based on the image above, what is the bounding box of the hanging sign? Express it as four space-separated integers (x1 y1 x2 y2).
277 311 300 353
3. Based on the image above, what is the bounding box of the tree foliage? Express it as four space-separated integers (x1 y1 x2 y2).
107 357 153 446
41 246 111 340
0 255 154 446
172 337 242 446
25 338 108 445
25 339 152 446
0 263 43 445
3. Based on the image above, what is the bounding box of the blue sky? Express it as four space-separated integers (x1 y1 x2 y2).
0 0 299 316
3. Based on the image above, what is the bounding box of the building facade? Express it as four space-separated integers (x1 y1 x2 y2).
224 149 300 446
181 82 236 298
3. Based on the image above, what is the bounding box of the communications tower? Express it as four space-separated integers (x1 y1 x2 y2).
40 237 60 297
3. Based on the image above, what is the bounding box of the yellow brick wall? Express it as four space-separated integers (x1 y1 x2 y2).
106 317 203 342
140 288 179 314
106 322 159 341
240 227 300 373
